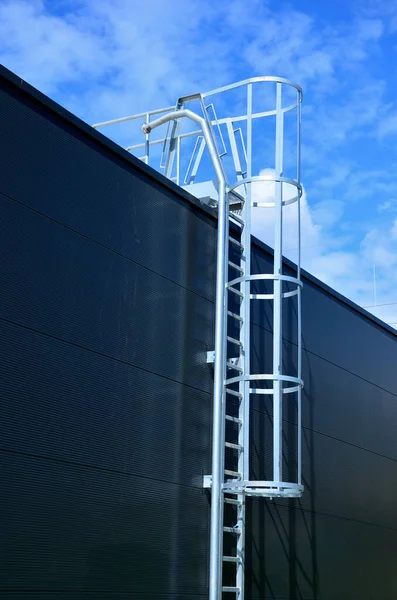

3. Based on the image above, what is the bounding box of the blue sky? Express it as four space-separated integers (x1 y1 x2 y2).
2 0 397 325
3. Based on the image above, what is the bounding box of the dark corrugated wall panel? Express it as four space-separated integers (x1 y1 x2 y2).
0 68 215 599
2 65 397 599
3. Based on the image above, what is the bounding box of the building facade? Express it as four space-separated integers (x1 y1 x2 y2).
1 66 397 599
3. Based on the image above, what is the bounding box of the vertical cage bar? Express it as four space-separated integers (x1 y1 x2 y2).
273 82 284 483
297 286 302 485
297 90 302 485
297 89 301 184
243 83 253 481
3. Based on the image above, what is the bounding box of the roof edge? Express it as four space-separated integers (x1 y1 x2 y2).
0 65 207 213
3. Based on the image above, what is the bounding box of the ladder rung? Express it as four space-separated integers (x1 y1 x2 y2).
226 414 242 423
227 310 243 322
228 261 244 273
223 587 240 593
227 336 243 347
224 498 241 505
230 213 244 226
229 237 243 250
226 389 242 399
223 526 241 534
225 469 241 477
223 555 241 563
226 361 243 373
227 286 244 298
225 442 242 451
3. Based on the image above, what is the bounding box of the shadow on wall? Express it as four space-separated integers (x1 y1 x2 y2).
245 340 318 599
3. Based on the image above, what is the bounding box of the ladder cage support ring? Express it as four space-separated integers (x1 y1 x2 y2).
225 373 303 387
248 383 302 395
227 273 303 287
229 175 303 208
226 274 302 302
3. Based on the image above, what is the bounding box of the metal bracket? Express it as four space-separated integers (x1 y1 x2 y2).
208 352 243 371
203 474 212 489
206 350 215 364
227 356 242 370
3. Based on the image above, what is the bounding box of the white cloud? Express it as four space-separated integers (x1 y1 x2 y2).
361 227 397 266
310 200 344 227
391 219 397 238
0 0 389 126
0 0 109 94
0 0 228 121
378 112 397 138
249 171 355 293
249 168 397 329
378 198 397 212
250 169 321 265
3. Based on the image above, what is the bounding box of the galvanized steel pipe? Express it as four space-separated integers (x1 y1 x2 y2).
143 109 227 600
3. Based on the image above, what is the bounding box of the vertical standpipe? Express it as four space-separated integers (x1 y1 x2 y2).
143 109 228 600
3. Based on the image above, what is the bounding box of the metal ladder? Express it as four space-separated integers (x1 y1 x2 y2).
92 76 304 600
221 211 248 597
204 207 248 599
